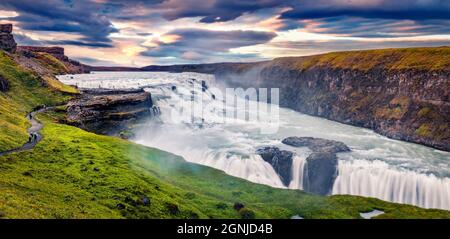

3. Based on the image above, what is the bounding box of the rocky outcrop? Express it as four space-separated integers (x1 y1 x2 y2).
66 88 156 135
0 24 17 53
282 137 350 154
302 152 338 196
0 23 87 74
282 137 351 195
16 46 88 74
256 137 350 193
0 75 9 92
256 147 294 186
17 46 67 61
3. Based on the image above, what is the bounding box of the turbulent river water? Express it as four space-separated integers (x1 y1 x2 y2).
58 71 450 210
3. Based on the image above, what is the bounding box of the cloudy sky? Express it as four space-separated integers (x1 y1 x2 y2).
1 0 449 66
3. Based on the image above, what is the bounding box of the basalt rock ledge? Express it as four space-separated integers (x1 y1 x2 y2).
66 88 157 135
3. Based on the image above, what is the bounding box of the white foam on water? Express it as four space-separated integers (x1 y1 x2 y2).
333 159 450 210
289 155 307 190
58 72 450 210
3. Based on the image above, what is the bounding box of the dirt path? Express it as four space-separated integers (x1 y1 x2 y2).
0 107 50 157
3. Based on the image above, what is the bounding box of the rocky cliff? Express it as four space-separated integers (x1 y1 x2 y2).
0 24 16 53
256 147 293 186
17 46 67 61
256 137 351 195
16 46 88 75
0 23 88 78
216 47 450 151
282 137 350 195
66 88 157 135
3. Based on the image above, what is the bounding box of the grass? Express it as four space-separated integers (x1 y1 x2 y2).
42 75 79 94
273 47 450 71
0 49 449 219
375 96 410 120
1 115 448 219
35 52 69 74
415 123 433 138
0 51 71 151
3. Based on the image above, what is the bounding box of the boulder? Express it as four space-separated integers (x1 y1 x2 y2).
233 202 245 211
282 137 350 154
256 146 294 186
0 75 9 92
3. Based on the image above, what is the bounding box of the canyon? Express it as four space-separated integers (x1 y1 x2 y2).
128 49 449 152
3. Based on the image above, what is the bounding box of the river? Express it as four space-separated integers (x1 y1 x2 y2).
58 71 450 210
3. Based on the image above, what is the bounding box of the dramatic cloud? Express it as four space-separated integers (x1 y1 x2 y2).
266 39 450 57
281 0 450 21
142 28 277 62
295 17 450 38
0 0 117 46
159 0 286 23
1 0 449 65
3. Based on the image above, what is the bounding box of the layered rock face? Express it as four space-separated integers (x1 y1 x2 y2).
282 137 350 195
256 147 294 186
0 24 17 53
218 48 450 151
256 137 350 195
17 46 68 61
16 46 88 74
302 152 338 196
0 23 87 74
282 137 350 153
66 89 156 135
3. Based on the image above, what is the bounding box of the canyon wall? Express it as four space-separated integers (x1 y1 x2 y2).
16 46 88 74
0 24 15 92
17 46 68 61
216 47 450 151
66 88 156 135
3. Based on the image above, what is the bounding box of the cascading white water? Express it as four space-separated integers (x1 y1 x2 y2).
58 71 450 211
288 149 311 190
333 159 450 210
288 156 307 190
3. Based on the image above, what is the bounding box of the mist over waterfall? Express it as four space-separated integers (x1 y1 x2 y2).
59 71 450 210
333 159 450 210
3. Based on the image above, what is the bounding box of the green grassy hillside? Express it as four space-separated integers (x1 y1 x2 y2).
272 47 450 71
0 51 71 151
0 50 449 218
1 115 448 219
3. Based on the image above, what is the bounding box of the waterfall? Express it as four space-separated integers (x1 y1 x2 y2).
59 72 450 211
288 155 307 190
332 159 450 210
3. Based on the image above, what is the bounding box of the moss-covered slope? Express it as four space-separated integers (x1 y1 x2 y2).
0 51 72 151
271 47 450 71
0 49 449 219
